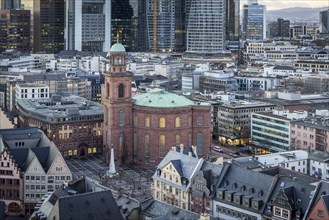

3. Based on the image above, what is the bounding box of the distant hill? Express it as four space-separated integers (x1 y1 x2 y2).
267 7 328 23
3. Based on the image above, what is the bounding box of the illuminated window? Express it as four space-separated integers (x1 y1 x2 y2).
97 130 101 136
92 147 97 153
88 148 92 154
159 135 166 158
118 84 124 98
159 117 166 128
73 150 77 155
145 117 150 127
175 117 181 128
68 150 72 156
175 134 181 146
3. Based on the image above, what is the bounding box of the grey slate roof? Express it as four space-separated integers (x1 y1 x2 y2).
58 190 123 220
141 198 199 220
214 163 276 214
171 160 183 177
266 175 317 220
0 127 65 173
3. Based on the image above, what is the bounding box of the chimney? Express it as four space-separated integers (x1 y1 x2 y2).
180 144 184 153
200 213 211 220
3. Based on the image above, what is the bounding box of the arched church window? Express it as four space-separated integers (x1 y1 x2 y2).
118 84 124 98
119 109 124 126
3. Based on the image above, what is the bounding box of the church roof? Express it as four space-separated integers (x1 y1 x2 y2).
133 91 209 108
110 43 126 53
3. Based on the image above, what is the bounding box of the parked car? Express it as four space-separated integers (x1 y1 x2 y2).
211 146 222 152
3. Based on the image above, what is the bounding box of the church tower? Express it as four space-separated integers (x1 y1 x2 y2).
103 43 133 165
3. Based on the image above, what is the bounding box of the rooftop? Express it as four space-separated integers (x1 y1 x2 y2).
133 91 210 108
110 43 126 53
17 95 103 123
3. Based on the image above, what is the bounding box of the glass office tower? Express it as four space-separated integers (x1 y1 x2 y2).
242 1 266 40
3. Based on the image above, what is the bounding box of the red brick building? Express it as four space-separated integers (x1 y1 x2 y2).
103 44 211 166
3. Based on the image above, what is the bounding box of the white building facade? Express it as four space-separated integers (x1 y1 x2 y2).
65 0 111 52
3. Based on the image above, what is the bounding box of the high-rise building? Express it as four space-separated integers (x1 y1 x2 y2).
0 0 20 9
137 0 148 51
268 18 290 38
111 0 135 51
21 0 65 53
242 0 266 40
186 0 226 53
65 0 111 52
319 9 329 33
277 18 290 38
225 0 240 41
0 10 30 52
146 0 185 52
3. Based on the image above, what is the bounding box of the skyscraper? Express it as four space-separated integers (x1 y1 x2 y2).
112 0 135 51
146 0 185 52
0 0 20 10
225 0 240 41
0 9 30 52
268 18 290 38
65 0 111 52
242 0 266 40
186 0 226 53
21 0 65 53
137 0 148 51
319 9 329 33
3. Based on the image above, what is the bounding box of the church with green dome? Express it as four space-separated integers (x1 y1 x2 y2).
103 44 211 166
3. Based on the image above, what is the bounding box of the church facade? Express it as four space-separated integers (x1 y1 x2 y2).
103 43 211 166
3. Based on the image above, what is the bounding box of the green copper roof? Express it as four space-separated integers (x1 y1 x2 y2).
133 91 210 108
110 43 126 52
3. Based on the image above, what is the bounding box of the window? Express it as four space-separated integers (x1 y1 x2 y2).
159 117 166 128
197 133 203 155
197 116 203 125
282 209 289 218
175 134 181 146
119 109 124 126
188 116 192 127
118 84 124 98
159 135 166 158
175 117 181 128
134 116 138 126
274 207 281 216
145 117 150 127
318 210 325 218
145 134 150 157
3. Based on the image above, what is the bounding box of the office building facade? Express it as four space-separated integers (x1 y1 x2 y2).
225 0 240 41
0 0 20 9
21 0 65 53
65 0 111 52
146 0 185 52
251 112 291 152
319 9 329 33
111 0 135 51
242 1 266 40
0 9 30 52
186 0 226 53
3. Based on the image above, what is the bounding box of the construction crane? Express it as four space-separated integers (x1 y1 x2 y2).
153 0 157 53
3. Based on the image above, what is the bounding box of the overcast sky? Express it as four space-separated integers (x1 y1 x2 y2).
241 0 329 10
